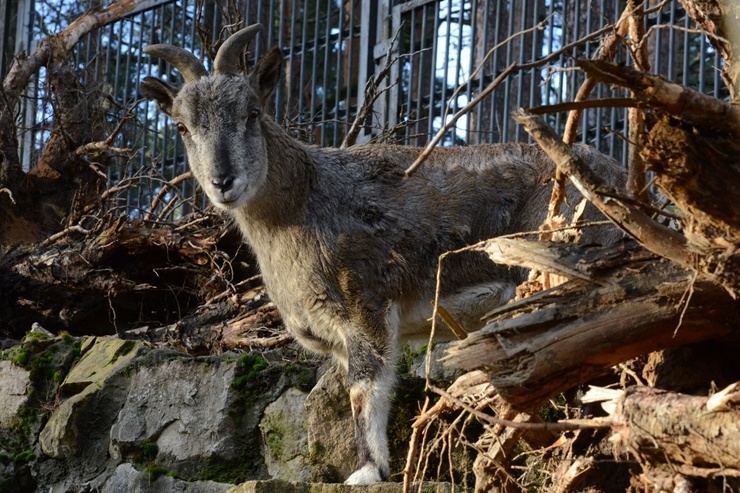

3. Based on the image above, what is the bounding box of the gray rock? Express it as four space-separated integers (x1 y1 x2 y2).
101 463 233 493
226 480 464 493
304 364 355 483
0 361 30 428
109 356 244 478
259 387 311 481
39 337 145 459
408 342 461 383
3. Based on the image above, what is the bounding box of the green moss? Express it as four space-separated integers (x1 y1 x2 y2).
140 462 175 481
285 363 316 391
309 441 323 462
398 343 433 375
0 335 84 467
538 394 567 423
138 439 159 461
10 407 37 438
12 450 35 464
110 340 136 364
234 354 268 387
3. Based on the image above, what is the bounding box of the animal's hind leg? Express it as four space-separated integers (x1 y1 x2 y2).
343 323 398 484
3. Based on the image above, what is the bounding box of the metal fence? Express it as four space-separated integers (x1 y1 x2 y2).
1 0 728 218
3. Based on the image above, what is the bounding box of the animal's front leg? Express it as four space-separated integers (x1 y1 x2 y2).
343 332 397 484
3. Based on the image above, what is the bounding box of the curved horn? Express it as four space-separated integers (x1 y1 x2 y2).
213 24 264 76
143 45 208 83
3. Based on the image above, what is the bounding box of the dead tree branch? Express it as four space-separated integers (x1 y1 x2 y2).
404 22 617 177
513 109 692 267
583 384 740 477
443 239 737 411
341 26 404 148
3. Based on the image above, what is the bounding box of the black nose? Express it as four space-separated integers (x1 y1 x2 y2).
212 175 234 193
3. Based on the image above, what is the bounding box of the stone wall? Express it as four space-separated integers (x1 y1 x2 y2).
0 333 458 492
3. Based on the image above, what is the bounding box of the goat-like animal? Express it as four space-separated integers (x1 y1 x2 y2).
141 24 623 484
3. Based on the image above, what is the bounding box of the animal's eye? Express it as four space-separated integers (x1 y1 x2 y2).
176 123 188 135
248 109 261 121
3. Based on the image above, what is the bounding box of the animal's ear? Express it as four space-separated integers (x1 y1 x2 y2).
141 77 179 116
252 47 283 106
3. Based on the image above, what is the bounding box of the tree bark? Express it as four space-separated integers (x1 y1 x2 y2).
588 385 740 478
0 0 160 245
679 0 740 101
443 240 738 411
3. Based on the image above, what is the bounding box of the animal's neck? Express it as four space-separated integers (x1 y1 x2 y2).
237 117 316 227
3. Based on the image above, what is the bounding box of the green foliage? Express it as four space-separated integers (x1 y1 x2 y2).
143 464 172 481
11 407 36 438
0 334 83 466
285 363 316 391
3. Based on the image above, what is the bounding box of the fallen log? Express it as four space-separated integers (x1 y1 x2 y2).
443 240 738 411
582 383 740 479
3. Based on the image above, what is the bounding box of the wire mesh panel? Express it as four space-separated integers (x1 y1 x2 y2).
3 0 730 216
388 0 728 162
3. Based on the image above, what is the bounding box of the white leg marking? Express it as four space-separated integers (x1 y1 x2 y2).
344 463 383 485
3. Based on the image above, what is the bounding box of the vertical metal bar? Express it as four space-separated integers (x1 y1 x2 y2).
454 0 465 143
698 34 706 93
346 0 355 135
274 0 286 123
514 0 527 141
476 0 490 144
682 7 689 87
286 0 298 121
528 0 539 114
667 0 676 80
310 0 321 142
298 0 309 127
416 4 428 146
440 0 452 143
0 0 9 78
427 1 440 141
501 0 514 142
548 0 560 133
387 2 402 133
334 0 344 147
489 0 503 141
713 49 721 98
467 0 477 144
321 0 331 146
406 8 416 144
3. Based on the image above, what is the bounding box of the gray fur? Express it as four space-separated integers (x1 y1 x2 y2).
141 25 624 484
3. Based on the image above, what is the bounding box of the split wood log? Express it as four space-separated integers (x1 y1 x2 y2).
442 239 738 411
583 383 740 478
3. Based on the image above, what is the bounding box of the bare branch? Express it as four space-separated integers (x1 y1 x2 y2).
513 109 692 267
404 21 617 177
427 384 609 431
577 60 740 134
143 171 195 222
3 0 160 98
0 188 15 204
341 25 405 149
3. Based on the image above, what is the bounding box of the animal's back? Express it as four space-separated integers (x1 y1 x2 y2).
302 141 624 340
